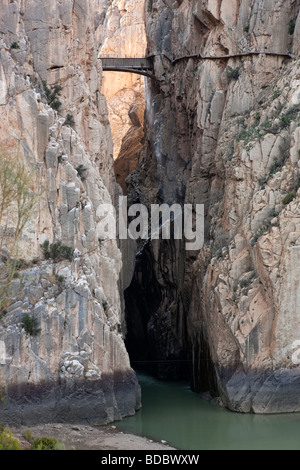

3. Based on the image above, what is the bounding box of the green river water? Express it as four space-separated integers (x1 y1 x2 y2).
116 373 300 450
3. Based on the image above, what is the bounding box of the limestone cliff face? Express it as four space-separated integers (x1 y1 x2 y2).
126 0 300 413
0 0 141 425
99 0 146 194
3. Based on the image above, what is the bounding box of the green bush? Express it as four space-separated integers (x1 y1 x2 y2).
76 165 87 181
236 125 260 145
289 18 296 35
0 425 22 450
226 66 240 82
10 42 20 50
42 81 62 111
22 429 34 444
269 158 283 177
254 112 260 123
263 119 272 130
64 113 75 127
21 314 41 337
41 240 73 262
279 105 300 129
282 193 296 205
30 437 65 450
273 90 282 99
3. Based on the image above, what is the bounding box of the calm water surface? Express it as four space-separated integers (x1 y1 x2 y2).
116 373 300 450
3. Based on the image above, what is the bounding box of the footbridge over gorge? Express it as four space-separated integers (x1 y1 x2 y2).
99 51 293 80
99 57 155 79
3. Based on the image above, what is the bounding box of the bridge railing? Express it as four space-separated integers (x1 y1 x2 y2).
100 57 153 70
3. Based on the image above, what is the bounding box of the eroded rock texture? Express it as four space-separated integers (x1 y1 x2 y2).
0 0 141 425
99 0 147 194
126 0 300 413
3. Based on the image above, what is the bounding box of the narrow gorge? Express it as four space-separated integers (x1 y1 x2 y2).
125 0 300 414
1 0 300 434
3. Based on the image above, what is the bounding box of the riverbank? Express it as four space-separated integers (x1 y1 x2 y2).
10 423 175 451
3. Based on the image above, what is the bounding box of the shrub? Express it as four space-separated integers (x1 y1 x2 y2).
21 314 41 336
254 112 260 123
279 105 300 129
289 18 296 35
41 240 73 262
273 90 282 99
40 239 50 257
42 81 62 111
13 259 25 270
282 193 296 205
226 66 240 82
236 126 260 145
263 119 272 130
0 144 37 311
30 437 65 450
76 165 87 181
64 114 75 127
0 425 22 450
280 114 293 128
22 429 34 444
10 42 20 50
269 158 282 177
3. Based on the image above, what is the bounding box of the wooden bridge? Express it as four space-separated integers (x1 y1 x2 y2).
100 57 155 79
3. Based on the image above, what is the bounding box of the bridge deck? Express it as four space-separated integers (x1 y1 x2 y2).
100 57 154 78
100 57 153 69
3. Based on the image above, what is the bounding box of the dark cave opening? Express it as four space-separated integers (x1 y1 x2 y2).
123 240 219 399
124 242 162 375
124 241 190 381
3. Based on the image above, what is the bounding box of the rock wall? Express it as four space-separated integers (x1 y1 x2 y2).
126 0 300 413
0 0 141 425
99 0 147 194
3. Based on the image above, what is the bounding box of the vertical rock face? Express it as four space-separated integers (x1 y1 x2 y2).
99 0 147 194
126 0 300 413
0 0 141 425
